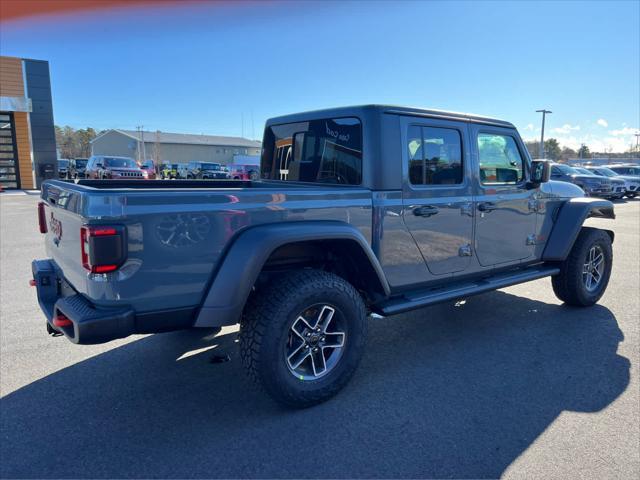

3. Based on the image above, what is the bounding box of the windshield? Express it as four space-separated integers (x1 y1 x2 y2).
612 166 640 175
594 167 618 177
103 157 137 168
574 167 595 175
554 163 577 175
75 159 87 168
201 163 221 170
58 160 68 167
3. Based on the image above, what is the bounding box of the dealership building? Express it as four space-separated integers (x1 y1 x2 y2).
91 129 261 165
0 56 57 189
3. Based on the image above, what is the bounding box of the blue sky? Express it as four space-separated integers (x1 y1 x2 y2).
1 0 638 152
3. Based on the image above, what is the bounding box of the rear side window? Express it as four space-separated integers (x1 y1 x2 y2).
407 126 463 185
477 133 524 185
262 117 362 184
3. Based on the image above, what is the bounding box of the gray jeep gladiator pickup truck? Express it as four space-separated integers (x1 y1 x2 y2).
32 105 615 407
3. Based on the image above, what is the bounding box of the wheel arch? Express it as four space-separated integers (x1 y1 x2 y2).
194 221 390 328
542 198 615 262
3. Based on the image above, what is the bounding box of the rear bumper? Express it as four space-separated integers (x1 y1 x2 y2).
32 259 196 344
32 259 135 344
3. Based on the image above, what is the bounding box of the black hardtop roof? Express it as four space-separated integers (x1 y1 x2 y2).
265 104 515 128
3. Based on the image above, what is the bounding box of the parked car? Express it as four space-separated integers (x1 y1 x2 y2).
68 158 88 179
85 155 148 179
549 163 614 198
585 166 639 198
57 159 69 179
33 105 615 408
161 163 179 179
230 163 260 180
186 161 230 179
140 159 158 179
607 164 640 178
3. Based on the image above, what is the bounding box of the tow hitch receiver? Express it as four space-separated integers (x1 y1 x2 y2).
53 313 73 328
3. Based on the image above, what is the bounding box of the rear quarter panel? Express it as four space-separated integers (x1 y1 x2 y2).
42 182 372 313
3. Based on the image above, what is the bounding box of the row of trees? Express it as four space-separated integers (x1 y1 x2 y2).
54 126 99 159
523 139 591 161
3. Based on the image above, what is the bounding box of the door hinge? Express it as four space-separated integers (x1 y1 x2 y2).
458 244 473 257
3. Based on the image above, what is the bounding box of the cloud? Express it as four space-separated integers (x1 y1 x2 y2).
597 119 608 127
553 124 580 134
523 123 535 131
609 126 637 136
550 133 633 153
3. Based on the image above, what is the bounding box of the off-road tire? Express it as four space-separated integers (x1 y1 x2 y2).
552 227 612 306
239 269 367 408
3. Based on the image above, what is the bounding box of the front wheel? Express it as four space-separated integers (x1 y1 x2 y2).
552 227 613 306
239 270 367 408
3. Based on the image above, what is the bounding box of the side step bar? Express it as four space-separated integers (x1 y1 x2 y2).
374 265 560 316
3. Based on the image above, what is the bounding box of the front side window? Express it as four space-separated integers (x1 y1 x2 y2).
477 133 524 185
407 125 463 185
262 117 362 184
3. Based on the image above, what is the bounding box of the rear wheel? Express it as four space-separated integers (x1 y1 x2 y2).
239 270 367 408
552 227 613 306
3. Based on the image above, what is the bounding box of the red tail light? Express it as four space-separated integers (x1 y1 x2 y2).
80 225 126 274
38 202 47 233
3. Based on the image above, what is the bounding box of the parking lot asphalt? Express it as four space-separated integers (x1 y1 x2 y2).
1 192 638 479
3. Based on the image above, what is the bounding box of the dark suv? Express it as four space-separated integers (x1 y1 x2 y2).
549 163 613 198
186 161 230 179
67 158 88 179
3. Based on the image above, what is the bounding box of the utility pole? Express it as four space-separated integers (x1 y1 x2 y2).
135 126 142 163
140 127 146 163
536 109 552 159
635 132 640 156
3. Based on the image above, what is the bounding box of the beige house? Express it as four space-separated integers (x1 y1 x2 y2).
91 129 261 165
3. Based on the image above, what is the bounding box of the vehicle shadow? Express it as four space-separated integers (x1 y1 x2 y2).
0 291 629 479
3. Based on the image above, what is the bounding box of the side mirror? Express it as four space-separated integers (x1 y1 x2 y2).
530 160 551 185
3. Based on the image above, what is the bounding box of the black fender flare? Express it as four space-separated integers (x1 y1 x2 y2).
194 221 390 327
542 197 615 262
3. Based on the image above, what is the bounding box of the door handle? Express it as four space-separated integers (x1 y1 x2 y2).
413 205 439 217
478 202 497 212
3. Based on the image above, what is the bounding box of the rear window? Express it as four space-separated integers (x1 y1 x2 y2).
262 117 362 184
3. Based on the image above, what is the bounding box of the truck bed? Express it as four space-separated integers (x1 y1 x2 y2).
39 179 373 316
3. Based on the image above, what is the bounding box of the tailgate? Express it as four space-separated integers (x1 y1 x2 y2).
40 182 100 293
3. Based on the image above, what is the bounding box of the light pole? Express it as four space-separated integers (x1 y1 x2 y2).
536 109 552 159
635 133 640 156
